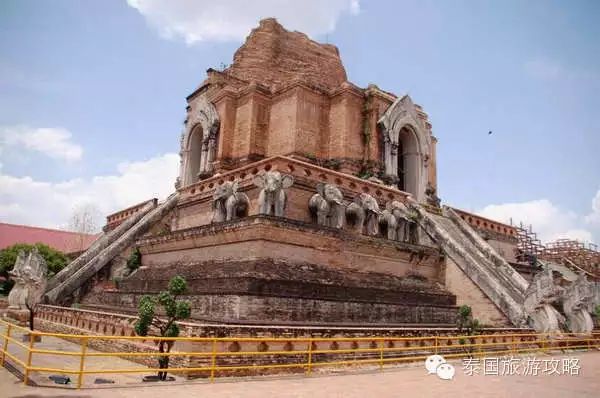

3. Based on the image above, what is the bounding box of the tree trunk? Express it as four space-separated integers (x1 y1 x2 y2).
29 308 34 331
157 340 171 380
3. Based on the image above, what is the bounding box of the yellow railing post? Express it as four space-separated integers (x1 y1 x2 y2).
210 338 217 382
306 339 313 375
77 337 88 389
379 340 384 371
23 331 35 385
1 324 12 366
587 336 591 351
434 336 438 354
541 334 546 353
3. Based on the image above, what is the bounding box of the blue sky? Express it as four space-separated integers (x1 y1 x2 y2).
0 0 599 243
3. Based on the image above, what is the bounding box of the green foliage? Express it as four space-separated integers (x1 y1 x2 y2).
594 305 600 318
302 152 317 162
126 248 142 272
323 159 342 171
356 164 374 179
168 275 187 296
0 243 68 294
133 276 191 379
356 160 380 180
456 305 481 335
176 301 191 319
458 305 472 319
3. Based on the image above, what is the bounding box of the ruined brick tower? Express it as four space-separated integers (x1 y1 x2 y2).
45 19 597 334
177 18 438 204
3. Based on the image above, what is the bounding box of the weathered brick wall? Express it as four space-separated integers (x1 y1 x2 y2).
443 258 511 326
267 89 298 156
83 292 457 325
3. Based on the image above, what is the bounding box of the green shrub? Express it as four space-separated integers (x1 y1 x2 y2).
126 248 142 272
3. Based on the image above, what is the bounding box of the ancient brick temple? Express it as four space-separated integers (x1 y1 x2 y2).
43 19 598 332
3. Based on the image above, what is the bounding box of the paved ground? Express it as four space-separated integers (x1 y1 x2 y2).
1 350 600 398
0 324 183 388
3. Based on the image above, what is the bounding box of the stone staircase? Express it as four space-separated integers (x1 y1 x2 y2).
45 193 179 304
412 204 529 326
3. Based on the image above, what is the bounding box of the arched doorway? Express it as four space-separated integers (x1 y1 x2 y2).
184 125 204 185
397 126 420 195
177 95 220 188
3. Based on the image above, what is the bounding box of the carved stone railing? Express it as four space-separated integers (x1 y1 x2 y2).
178 156 411 205
105 198 158 231
36 304 530 338
45 194 179 304
451 207 517 240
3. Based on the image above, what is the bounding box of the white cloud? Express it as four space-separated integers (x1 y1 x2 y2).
126 0 360 44
0 125 83 162
477 198 598 244
0 153 179 229
584 189 600 226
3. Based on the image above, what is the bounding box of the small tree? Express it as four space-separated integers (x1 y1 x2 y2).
456 305 472 332
456 305 482 353
134 276 191 380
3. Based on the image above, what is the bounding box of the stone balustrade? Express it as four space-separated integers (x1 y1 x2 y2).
105 198 158 231
452 207 517 239
178 155 411 205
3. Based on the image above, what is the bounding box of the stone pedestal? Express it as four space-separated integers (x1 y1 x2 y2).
6 308 29 326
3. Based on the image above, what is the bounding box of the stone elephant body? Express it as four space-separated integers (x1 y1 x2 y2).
212 181 249 222
346 193 380 235
308 183 345 229
253 171 294 217
379 200 412 241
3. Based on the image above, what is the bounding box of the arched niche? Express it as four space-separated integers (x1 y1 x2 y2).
177 95 220 188
182 124 204 185
378 95 431 202
397 125 421 195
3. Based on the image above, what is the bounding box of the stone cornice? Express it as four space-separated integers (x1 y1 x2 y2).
136 214 440 259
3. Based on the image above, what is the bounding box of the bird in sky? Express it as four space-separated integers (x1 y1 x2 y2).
488 131 493 135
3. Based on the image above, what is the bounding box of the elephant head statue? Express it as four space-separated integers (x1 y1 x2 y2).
212 180 249 223
379 200 412 241
346 193 381 235
308 183 345 229
253 171 294 217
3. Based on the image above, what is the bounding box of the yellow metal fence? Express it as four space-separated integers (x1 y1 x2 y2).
1 319 599 389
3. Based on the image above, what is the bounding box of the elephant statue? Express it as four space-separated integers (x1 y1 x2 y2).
379 200 412 241
308 183 345 229
212 180 249 222
253 171 294 217
346 193 380 235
